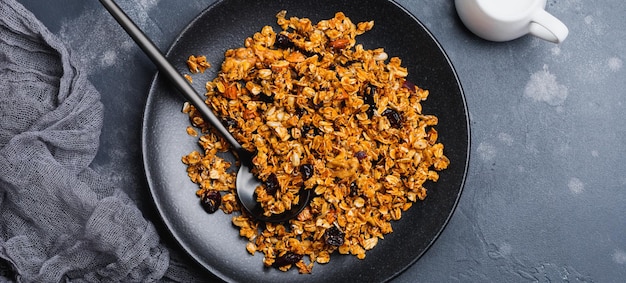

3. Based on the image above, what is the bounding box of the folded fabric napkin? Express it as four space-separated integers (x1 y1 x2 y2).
0 0 193 281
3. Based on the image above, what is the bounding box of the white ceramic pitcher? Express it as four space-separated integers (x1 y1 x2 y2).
455 0 569 43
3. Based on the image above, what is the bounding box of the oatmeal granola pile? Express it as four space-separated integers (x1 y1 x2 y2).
181 11 449 273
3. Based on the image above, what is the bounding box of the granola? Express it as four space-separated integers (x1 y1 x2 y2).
181 11 449 273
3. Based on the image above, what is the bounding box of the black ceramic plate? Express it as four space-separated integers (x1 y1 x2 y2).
142 0 469 282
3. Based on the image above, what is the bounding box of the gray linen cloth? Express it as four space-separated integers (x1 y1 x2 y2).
0 0 195 281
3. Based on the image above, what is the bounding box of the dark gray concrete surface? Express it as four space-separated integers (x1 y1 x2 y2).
14 0 626 281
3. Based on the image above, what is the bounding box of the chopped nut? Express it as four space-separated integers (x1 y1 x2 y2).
187 55 211 73
186 126 198 137
330 38 350 50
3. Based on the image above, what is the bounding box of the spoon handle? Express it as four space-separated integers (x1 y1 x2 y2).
99 0 243 150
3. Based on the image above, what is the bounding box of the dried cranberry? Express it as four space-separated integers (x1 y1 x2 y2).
275 33 294 49
324 226 345 246
264 173 280 195
300 164 314 181
273 252 303 267
354 151 367 161
402 80 417 93
201 191 221 213
382 108 403 129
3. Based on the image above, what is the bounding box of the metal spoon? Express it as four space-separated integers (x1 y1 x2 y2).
99 0 311 222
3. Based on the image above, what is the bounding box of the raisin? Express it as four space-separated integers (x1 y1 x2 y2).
273 252 303 267
300 164 314 181
339 60 359 67
354 150 367 161
349 181 358 197
363 84 377 118
298 48 317 58
324 226 345 246
264 173 280 195
295 107 306 117
371 156 382 167
275 33 294 49
365 84 377 102
201 191 221 214
260 93 274 103
221 117 237 128
382 108 403 129
311 101 323 110
301 125 321 137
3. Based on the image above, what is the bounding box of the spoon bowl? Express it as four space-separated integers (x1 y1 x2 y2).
100 0 311 222
234 148 312 223
235 155 312 223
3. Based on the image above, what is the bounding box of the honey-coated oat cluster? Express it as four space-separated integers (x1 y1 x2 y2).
181 11 449 273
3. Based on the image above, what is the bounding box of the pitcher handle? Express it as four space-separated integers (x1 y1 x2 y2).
529 9 569 43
